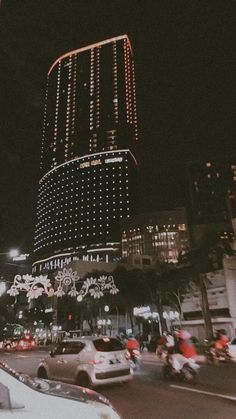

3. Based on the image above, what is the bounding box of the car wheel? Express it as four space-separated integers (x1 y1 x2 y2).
76 372 92 389
37 367 48 379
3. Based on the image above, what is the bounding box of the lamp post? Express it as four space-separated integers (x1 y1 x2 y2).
0 249 27 282
0 249 19 258
104 305 109 335
0 250 19 298
0 282 6 297
162 310 180 332
97 305 110 335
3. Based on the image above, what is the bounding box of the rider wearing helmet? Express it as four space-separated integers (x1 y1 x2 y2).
177 330 197 359
126 334 140 351
170 330 197 372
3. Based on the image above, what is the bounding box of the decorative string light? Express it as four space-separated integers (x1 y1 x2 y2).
7 268 119 302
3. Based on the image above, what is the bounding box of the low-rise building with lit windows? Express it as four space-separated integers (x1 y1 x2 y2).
121 208 190 264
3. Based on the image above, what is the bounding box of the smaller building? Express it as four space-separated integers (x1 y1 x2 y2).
121 208 190 264
188 158 236 225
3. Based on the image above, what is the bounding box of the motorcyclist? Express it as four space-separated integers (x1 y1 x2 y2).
156 332 175 359
169 329 197 373
212 330 230 358
215 330 229 348
126 335 141 367
126 335 140 352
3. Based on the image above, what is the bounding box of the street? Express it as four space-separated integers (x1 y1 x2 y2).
1 349 236 418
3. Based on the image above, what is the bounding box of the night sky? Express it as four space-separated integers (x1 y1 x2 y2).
1 1 236 252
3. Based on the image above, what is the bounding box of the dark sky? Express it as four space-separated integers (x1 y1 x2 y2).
1 0 236 252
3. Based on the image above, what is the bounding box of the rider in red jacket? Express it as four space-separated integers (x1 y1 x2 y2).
126 336 140 351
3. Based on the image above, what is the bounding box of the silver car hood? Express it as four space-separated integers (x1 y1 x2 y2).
33 378 111 407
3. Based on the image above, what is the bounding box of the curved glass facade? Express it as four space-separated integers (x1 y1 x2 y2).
33 35 139 273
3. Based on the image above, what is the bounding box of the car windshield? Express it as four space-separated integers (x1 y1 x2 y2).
93 337 125 352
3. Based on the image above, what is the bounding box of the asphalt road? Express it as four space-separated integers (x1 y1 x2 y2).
1 349 236 419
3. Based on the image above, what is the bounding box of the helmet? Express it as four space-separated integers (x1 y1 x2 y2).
178 330 191 340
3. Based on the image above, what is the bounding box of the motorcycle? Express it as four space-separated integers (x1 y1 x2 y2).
207 345 232 364
128 348 142 370
162 354 199 384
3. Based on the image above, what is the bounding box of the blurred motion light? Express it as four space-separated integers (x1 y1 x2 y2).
9 249 19 258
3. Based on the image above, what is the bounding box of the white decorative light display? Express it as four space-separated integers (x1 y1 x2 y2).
54 268 79 297
7 268 119 302
7 274 53 301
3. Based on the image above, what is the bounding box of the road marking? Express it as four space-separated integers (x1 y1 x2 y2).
170 384 236 402
143 360 160 364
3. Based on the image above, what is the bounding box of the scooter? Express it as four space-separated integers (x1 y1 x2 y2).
162 354 199 384
207 345 232 364
128 348 142 370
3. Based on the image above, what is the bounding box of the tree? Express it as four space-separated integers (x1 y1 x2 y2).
163 266 191 324
112 266 147 331
177 228 229 340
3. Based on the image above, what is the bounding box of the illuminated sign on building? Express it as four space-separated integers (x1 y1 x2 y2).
79 159 102 169
13 254 29 261
105 157 123 164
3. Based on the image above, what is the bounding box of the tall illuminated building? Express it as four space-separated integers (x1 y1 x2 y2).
33 35 139 273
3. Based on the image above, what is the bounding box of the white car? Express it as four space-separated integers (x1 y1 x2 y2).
227 338 236 361
0 362 120 419
37 336 133 388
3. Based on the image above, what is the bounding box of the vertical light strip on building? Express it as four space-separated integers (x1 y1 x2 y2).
132 60 138 141
53 62 61 168
40 78 49 172
70 55 77 157
113 41 118 125
124 39 129 123
126 40 133 125
95 47 100 129
65 56 72 161
89 48 95 151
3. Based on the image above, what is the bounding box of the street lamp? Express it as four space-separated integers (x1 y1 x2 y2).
0 249 19 258
9 249 19 259
0 282 6 296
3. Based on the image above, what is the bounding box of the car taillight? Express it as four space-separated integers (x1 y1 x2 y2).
125 350 131 360
93 353 106 365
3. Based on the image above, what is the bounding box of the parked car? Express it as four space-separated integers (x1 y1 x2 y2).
226 338 236 361
37 336 133 388
0 361 120 419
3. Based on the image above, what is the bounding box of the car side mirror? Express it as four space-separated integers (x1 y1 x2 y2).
49 350 54 358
